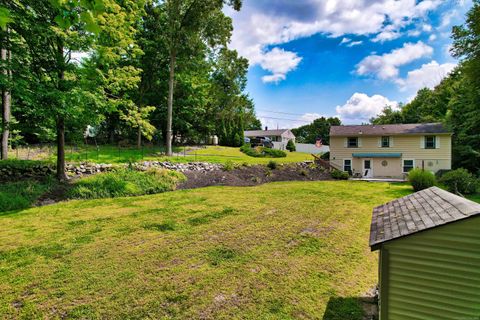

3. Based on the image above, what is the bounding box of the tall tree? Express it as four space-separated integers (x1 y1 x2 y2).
162 0 241 155
4 0 145 179
1 26 11 159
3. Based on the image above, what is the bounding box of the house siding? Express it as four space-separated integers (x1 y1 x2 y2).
329 135 452 178
380 217 480 320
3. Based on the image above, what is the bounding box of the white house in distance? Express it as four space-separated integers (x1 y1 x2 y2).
244 127 330 154
329 123 452 179
244 127 296 144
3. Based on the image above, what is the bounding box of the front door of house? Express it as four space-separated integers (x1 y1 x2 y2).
363 159 373 178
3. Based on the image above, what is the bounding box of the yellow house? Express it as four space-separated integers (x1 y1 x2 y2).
329 123 452 179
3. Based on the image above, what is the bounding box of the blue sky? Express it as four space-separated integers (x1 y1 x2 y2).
227 0 471 127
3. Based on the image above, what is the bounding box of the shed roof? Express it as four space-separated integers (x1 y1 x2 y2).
370 187 480 251
244 129 292 137
330 123 450 136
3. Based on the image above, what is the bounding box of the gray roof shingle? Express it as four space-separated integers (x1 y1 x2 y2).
330 123 450 136
370 187 480 250
244 129 291 137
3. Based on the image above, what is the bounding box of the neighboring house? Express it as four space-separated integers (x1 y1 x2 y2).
329 123 452 179
370 187 480 320
244 128 295 150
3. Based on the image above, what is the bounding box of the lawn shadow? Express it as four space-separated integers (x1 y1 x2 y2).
323 295 378 320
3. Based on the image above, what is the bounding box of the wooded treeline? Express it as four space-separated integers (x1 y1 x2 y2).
371 1 480 174
0 0 260 179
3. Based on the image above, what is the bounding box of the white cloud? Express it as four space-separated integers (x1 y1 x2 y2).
228 0 442 82
260 48 302 83
340 38 362 47
300 113 322 123
428 34 437 42
396 60 456 92
347 41 363 47
355 41 433 79
336 93 399 124
422 24 433 32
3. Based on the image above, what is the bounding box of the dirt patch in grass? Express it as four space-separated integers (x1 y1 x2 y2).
178 163 331 189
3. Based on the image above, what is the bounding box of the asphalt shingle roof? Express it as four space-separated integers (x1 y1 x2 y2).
244 129 291 137
330 123 450 136
370 186 480 250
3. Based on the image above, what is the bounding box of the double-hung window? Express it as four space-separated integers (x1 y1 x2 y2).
347 137 358 148
424 136 436 149
381 136 390 148
403 160 414 173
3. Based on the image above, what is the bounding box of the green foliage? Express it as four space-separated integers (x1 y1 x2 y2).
240 144 287 158
68 168 185 199
0 178 54 212
407 169 436 192
267 160 278 170
320 152 330 160
223 160 235 171
291 117 341 144
439 168 478 195
331 170 349 180
286 139 296 152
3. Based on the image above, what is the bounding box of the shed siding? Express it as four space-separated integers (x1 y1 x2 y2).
382 217 480 320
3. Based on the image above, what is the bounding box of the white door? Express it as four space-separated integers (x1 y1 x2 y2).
363 159 373 178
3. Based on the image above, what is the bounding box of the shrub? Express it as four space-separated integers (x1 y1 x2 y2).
240 144 286 158
407 168 436 192
439 168 478 195
331 170 349 180
262 148 287 158
68 168 186 199
223 160 235 171
320 152 330 160
0 177 55 212
286 140 296 152
267 160 278 170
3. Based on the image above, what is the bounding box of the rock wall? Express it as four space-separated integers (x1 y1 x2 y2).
0 161 223 181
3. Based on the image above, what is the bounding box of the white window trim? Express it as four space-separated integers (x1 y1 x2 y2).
402 159 415 173
346 137 359 148
424 135 437 149
380 136 390 148
343 158 352 172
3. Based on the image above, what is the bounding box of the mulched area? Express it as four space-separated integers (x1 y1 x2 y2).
178 163 331 190
29 163 331 206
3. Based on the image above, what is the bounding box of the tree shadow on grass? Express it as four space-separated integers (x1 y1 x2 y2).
323 296 378 320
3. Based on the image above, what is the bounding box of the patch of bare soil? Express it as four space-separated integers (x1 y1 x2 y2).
178 163 331 190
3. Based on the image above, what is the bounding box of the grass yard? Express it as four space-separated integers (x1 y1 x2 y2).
10 145 314 165
0 181 411 319
189 146 314 164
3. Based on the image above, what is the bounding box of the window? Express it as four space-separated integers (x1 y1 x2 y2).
425 136 436 149
381 136 390 148
343 159 352 173
347 137 358 148
403 160 414 173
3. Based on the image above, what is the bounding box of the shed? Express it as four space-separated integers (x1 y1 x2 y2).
369 186 480 320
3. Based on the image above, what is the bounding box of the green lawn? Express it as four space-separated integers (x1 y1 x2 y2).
0 181 411 319
15 145 314 165
189 146 314 164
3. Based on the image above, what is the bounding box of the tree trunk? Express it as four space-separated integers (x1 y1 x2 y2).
56 38 68 181
56 116 68 181
1 29 11 160
166 49 176 156
137 126 141 149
